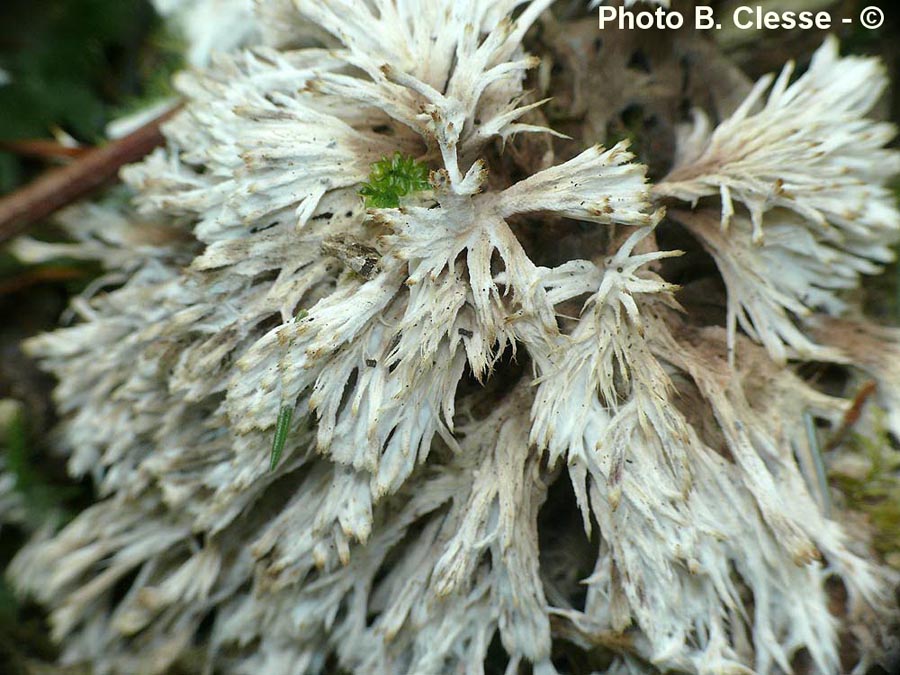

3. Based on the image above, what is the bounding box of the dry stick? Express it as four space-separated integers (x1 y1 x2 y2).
823 380 878 452
0 266 88 296
0 103 183 246
0 139 90 161
799 380 878 518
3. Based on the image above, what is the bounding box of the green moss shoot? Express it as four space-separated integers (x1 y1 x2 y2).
359 153 430 208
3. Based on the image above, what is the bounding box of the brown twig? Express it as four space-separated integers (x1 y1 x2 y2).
0 266 90 297
0 103 183 246
0 139 89 161
824 380 878 452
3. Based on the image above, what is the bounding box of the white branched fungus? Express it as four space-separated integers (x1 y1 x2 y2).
8 3 900 674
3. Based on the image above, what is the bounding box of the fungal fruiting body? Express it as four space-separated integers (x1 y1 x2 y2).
8 2 900 674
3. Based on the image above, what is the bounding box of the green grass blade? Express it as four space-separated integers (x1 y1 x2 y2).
270 405 293 471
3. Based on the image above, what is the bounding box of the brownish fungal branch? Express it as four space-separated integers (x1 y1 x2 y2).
0 103 182 245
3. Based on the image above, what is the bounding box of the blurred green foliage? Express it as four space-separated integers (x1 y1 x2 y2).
0 0 154 140
830 415 900 567
4 404 80 528
0 0 182 194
